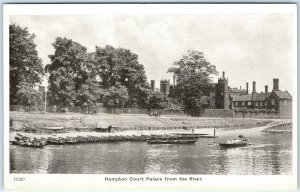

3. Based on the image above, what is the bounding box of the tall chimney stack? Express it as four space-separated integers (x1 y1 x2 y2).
240 86 241 90
252 81 256 93
150 80 155 92
222 71 225 79
273 78 279 90
246 82 249 94
265 85 268 93
173 76 176 85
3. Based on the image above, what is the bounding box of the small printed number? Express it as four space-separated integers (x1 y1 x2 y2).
13 177 25 181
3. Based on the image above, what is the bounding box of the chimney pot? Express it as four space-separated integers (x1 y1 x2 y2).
265 85 268 93
151 80 155 92
273 78 279 90
222 71 225 79
252 81 256 93
246 82 249 94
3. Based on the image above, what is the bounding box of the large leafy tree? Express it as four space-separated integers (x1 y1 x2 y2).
16 82 43 111
93 45 150 108
146 91 166 116
46 37 99 109
103 83 129 113
9 24 44 105
168 50 218 116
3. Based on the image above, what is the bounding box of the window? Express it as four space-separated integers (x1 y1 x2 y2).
241 102 245 106
248 101 251 106
284 100 287 105
271 99 275 105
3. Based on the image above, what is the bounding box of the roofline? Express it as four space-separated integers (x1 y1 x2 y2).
285 90 293 99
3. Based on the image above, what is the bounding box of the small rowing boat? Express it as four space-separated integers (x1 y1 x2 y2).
219 135 248 148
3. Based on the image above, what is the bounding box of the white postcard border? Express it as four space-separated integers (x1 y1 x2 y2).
3 4 298 190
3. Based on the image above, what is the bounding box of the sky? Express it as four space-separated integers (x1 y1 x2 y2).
10 13 295 95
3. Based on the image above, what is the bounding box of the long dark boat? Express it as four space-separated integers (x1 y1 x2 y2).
77 136 88 143
173 133 209 136
147 137 198 144
219 142 248 148
172 133 215 139
13 140 46 148
47 137 65 145
65 137 78 144
198 135 217 138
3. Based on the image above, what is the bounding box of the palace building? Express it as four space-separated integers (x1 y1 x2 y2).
151 71 292 118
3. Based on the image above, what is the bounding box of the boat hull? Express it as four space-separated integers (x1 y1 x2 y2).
219 143 248 148
147 139 198 144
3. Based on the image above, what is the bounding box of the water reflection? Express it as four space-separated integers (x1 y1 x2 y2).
10 128 292 175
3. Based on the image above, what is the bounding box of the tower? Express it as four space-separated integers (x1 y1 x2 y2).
160 79 170 96
150 80 155 92
216 71 229 109
273 78 279 91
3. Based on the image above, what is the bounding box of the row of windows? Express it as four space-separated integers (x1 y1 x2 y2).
234 99 276 107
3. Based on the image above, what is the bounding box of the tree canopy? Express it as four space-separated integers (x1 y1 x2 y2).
147 91 165 110
9 24 44 105
46 37 89 107
93 45 150 108
103 83 129 111
168 50 218 116
46 38 150 110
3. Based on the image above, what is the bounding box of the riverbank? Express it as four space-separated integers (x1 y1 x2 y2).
10 112 274 131
9 128 215 143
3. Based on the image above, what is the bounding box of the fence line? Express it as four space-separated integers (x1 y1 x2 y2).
10 105 184 115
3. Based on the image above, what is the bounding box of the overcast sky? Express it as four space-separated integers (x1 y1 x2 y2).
10 13 295 95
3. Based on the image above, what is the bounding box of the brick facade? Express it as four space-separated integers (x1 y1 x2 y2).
151 72 292 119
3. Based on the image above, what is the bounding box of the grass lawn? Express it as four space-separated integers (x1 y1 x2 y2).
10 112 274 130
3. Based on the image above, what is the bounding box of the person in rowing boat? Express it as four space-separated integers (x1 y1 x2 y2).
226 138 244 144
238 135 247 141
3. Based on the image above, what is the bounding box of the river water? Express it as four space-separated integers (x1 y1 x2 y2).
10 127 292 175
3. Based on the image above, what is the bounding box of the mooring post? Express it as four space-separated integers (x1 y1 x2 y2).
213 128 216 146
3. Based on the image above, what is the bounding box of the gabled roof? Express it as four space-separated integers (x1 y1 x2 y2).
230 89 247 94
232 92 271 102
252 92 271 101
232 94 252 101
273 90 292 99
231 89 292 102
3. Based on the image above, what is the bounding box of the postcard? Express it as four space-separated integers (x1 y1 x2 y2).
3 3 297 191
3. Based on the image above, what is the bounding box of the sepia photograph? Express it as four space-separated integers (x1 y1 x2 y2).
3 3 297 190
